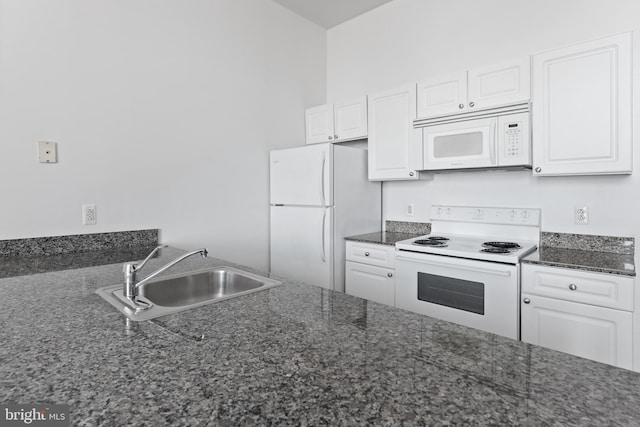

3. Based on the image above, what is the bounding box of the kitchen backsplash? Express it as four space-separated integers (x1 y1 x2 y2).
540 232 634 255
386 221 431 235
0 229 159 257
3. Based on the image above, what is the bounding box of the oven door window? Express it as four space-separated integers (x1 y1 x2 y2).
417 272 484 315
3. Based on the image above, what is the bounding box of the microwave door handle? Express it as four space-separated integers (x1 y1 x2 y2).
489 119 497 165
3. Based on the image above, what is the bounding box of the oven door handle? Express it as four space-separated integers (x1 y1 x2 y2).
396 253 512 277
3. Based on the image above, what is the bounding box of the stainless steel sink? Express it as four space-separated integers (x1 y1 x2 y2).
96 266 281 321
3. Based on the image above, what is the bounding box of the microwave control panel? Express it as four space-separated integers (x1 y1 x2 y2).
505 122 523 156
498 112 531 166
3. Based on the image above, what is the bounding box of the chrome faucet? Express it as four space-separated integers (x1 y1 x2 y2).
122 245 208 308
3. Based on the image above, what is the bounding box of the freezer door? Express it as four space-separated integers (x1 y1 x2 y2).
270 145 332 206
270 206 333 289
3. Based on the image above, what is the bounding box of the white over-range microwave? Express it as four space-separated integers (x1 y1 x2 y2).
412 103 531 172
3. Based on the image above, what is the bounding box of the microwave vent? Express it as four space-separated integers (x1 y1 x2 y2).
414 102 530 129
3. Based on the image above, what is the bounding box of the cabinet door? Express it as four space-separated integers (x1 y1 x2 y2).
305 104 334 145
467 57 530 111
521 293 632 369
416 71 467 118
368 85 420 180
333 96 368 142
345 261 394 306
532 33 632 175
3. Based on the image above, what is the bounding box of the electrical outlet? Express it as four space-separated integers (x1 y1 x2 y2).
82 204 97 225
575 206 588 225
407 204 414 217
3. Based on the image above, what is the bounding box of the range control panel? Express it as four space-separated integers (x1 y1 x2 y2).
431 205 541 227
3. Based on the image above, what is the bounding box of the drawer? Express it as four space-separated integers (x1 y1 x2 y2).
345 241 396 269
521 264 634 311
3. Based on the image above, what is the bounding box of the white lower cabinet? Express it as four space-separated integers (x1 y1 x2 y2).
521 264 634 369
345 241 395 306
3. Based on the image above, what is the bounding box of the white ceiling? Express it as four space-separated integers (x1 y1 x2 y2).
271 0 393 29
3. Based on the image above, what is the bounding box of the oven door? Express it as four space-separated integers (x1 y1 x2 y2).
422 117 497 170
395 250 519 339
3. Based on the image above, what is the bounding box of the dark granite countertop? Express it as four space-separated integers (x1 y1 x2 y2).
2 246 640 425
345 231 421 246
523 247 636 276
0 245 159 279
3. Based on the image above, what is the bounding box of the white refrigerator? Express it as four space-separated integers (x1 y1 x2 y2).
270 144 381 292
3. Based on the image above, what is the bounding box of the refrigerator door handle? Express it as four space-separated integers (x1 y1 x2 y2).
320 153 326 206
321 209 327 263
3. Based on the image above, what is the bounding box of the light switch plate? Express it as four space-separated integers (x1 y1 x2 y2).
406 204 414 217
38 141 57 163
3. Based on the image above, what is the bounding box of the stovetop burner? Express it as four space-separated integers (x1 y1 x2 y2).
426 236 449 241
413 239 448 247
482 241 522 250
480 247 511 254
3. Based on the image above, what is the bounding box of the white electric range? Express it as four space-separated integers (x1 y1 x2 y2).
394 205 541 340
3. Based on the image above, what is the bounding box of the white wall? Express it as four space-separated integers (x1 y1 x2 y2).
0 0 326 271
327 0 640 239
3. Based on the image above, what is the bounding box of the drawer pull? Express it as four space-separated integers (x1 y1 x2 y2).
569 284 578 291
523 298 531 304
364 252 370 256
387 273 393 278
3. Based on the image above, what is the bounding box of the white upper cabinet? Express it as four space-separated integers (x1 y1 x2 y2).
305 104 333 145
532 32 632 176
467 58 531 111
305 96 367 144
368 85 422 181
417 57 530 119
334 98 368 141
416 71 467 118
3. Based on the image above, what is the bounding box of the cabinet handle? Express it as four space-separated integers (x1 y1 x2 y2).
409 171 415 177
569 284 577 291
523 298 531 304
364 252 370 256
328 136 333 140
387 273 393 278
534 167 541 173
469 101 475 108
334 135 338 139
458 104 464 109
